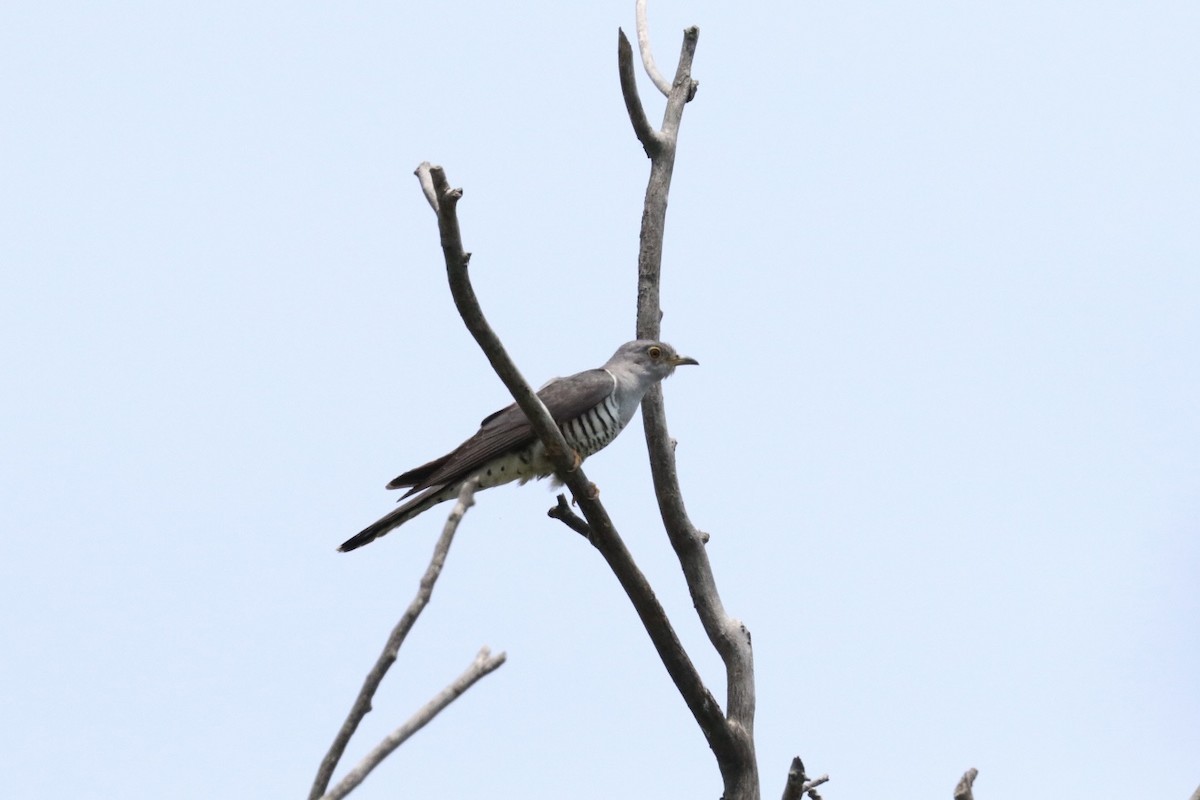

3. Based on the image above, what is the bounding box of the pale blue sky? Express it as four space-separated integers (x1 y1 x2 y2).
2 2 1197 798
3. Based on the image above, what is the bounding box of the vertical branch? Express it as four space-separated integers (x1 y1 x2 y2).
620 18 761 800
634 26 699 339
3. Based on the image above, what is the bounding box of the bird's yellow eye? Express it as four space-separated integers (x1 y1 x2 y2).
648 346 662 360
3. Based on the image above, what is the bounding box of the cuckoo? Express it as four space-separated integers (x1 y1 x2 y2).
339 340 697 551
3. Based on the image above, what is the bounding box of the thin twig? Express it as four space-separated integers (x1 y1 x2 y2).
413 162 735 763
320 647 507 800
308 478 483 800
802 776 829 797
618 29 661 157
548 493 592 537
413 163 439 212
954 767 979 800
635 0 673 96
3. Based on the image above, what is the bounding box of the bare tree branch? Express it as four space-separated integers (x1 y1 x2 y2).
954 767 979 800
635 0 673 96
780 756 828 800
309 479 488 800
618 29 661 157
621 19 761 800
803 776 830 798
632 25 698 340
412 160 737 766
414 165 440 212
320 646 506 800
548 493 592 538
779 757 805 800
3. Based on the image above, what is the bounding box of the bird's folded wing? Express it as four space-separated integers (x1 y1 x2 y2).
404 368 616 495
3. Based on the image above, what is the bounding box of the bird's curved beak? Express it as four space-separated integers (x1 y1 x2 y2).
670 354 699 367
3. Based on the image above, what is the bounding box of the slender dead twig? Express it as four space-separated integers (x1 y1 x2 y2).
618 29 661 156
412 160 734 763
635 0 673 96
803 776 830 797
954 767 979 800
309 479 491 800
548 493 592 538
320 647 506 800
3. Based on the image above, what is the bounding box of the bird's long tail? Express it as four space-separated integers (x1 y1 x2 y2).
338 482 461 552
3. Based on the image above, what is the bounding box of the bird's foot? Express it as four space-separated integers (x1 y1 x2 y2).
546 445 583 472
571 482 600 505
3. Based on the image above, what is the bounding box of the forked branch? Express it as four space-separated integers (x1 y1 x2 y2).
310 479 503 800
619 15 762 800
320 647 505 800
413 161 735 762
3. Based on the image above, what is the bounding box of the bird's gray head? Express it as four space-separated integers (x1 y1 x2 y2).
604 340 698 384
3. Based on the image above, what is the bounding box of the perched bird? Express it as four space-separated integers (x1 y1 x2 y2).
340 340 697 552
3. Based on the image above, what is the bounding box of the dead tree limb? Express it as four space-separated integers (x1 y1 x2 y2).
619 18 764 800
954 767 979 800
780 757 829 800
635 0 673 96
412 162 734 763
320 646 505 800
309 479 502 800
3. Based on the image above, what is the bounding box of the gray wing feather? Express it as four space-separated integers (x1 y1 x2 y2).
402 368 615 495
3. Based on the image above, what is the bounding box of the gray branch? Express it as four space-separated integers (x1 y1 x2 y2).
618 29 662 157
308 479 501 800
320 646 506 800
780 757 828 800
954 768 978 800
620 21 761 800
412 160 736 766
548 493 592 537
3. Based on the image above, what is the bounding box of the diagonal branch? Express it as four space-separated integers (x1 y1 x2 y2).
320 647 506 800
309 478 489 800
548 493 592 537
413 160 737 764
954 768 978 800
618 29 662 157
